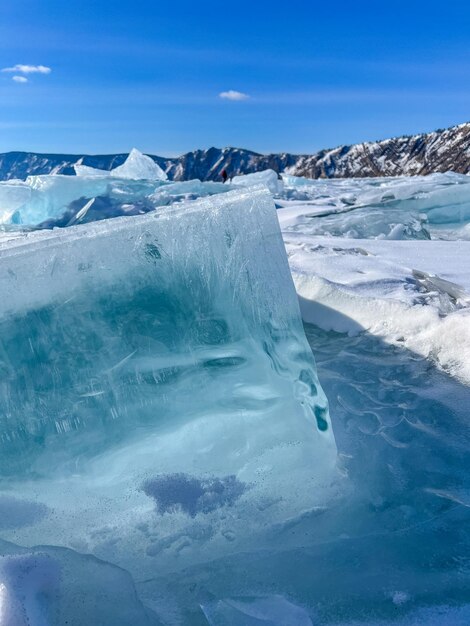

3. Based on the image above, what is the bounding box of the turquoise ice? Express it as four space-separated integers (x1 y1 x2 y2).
0 186 337 623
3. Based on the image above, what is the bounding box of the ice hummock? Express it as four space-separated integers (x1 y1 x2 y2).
0 174 229 228
232 168 284 195
0 187 337 621
279 171 470 240
74 148 168 181
3 167 470 239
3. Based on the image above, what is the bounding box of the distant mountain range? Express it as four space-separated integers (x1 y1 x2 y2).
1 121 470 182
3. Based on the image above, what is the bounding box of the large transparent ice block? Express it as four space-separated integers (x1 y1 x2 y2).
0 187 336 577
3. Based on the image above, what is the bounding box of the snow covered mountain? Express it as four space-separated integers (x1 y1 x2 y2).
1 121 470 181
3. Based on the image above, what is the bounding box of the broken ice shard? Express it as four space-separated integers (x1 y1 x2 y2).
0 187 336 576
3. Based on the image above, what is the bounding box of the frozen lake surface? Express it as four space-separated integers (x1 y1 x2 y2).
0 156 468 624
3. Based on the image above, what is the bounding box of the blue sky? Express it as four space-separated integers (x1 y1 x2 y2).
1 0 470 155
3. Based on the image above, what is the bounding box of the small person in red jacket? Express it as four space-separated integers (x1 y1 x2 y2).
221 168 228 183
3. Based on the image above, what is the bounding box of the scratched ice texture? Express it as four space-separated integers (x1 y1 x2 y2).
0 186 336 625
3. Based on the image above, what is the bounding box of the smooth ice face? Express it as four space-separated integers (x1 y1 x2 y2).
0 187 336 580
20 175 113 225
232 169 284 195
0 184 32 224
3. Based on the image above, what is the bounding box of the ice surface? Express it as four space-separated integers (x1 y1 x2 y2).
1 168 469 623
157 321 468 625
0 549 59 626
0 187 336 621
201 595 313 625
0 539 160 625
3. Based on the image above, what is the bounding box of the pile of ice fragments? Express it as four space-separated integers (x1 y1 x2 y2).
2 150 470 241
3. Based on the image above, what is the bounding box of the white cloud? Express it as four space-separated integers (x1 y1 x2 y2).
2 64 51 74
219 90 250 101
12 75 28 83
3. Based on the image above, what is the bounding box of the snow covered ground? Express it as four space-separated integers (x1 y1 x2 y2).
275 174 470 385
282 228 470 385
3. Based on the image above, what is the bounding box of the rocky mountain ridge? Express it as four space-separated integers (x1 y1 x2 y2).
1 121 470 181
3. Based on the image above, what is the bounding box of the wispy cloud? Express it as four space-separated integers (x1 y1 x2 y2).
219 90 250 101
12 75 28 83
2 64 51 74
